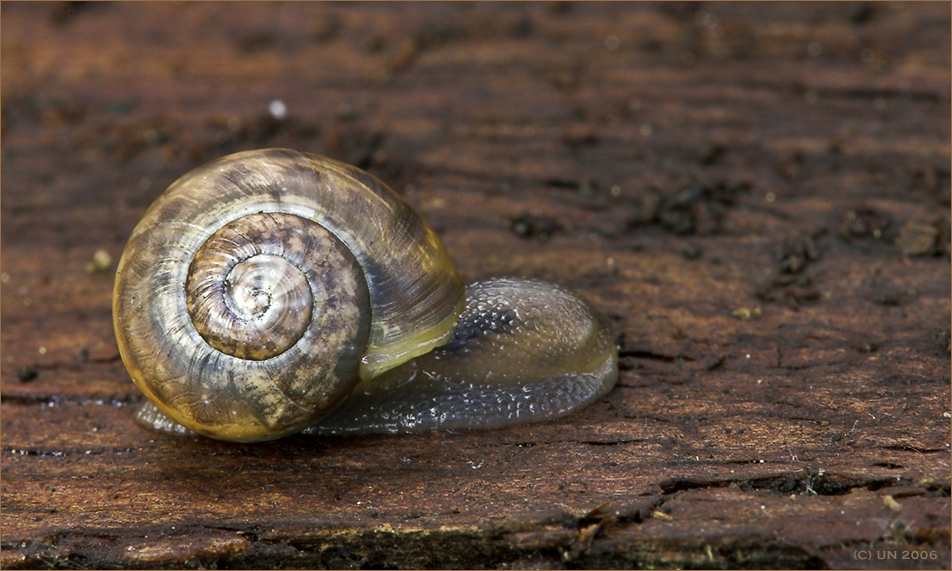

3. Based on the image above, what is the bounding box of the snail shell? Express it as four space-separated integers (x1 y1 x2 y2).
114 149 618 442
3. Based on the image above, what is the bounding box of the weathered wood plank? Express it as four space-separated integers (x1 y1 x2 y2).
2 2 949 569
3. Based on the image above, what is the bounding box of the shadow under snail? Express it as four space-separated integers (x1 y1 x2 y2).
113 149 618 442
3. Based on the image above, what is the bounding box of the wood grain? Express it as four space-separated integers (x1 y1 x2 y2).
2 2 949 569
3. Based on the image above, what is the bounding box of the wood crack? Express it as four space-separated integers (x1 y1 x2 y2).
659 471 950 497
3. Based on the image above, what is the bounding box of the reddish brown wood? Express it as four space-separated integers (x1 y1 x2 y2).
2 2 949 569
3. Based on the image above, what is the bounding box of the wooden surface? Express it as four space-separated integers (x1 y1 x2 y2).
2 2 950 569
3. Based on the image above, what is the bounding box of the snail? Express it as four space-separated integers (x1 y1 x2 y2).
113 149 618 442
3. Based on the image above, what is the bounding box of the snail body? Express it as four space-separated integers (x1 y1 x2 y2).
114 149 618 442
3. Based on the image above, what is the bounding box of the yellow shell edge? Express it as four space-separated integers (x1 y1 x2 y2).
358 292 464 380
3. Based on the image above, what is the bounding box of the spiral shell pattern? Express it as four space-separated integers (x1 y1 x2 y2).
113 150 464 441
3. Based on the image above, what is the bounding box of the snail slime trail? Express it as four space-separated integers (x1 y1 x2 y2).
113 149 619 442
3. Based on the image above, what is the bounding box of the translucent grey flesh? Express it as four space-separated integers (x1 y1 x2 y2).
305 277 619 436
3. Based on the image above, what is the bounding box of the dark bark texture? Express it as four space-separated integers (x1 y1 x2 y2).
2 2 950 569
